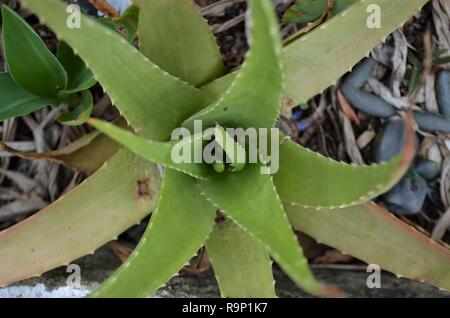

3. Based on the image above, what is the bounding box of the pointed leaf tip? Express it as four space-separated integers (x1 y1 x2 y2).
199 164 342 296
275 111 416 208
184 0 283 130
87 119 209 179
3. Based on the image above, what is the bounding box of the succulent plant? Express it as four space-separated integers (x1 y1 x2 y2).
1 0 450 298
0 3 139 125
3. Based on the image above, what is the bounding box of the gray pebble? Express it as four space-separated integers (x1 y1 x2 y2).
384 173 428 215
414 111 450 134
342 58 397 118
375 120 413 162
344 58 377 89
414 160 440 180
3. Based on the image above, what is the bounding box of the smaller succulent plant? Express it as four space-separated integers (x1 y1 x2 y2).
0 4 138 125
0 5 94 125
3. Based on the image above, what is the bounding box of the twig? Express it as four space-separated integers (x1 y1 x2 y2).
211 14 245 33
432 207 450 241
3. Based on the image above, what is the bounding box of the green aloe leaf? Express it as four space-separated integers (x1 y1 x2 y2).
135 0 223 87
91 169 216 297
274 121 415 208
206 218 276 298
202 0 428 108
199 164 340 297
19 0 210 141
0 149 160 287
58 90 94 126
213 125 246 172
0 73 57 121
184 0 283 130
285 203 450 291
57 41 96 95
87 118 209 179
1 5 67 97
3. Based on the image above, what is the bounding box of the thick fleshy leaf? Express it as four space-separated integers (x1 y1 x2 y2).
135 0 223 87
87 118 210 178
274 117 415 208
90 169 216 297
202 0 428 109
285 203 450 291
0 73 56 121
57 41 96 95
58 90 94 126
0 149 160 287
184 0 283 130
1 5 67 97
199 164 340 296
19 0 210 140
206 218 276 298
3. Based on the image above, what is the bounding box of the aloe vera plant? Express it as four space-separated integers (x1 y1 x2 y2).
1 0 450 298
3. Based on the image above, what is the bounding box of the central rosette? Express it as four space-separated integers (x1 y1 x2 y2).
207 125 247 173
170 120 280 175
